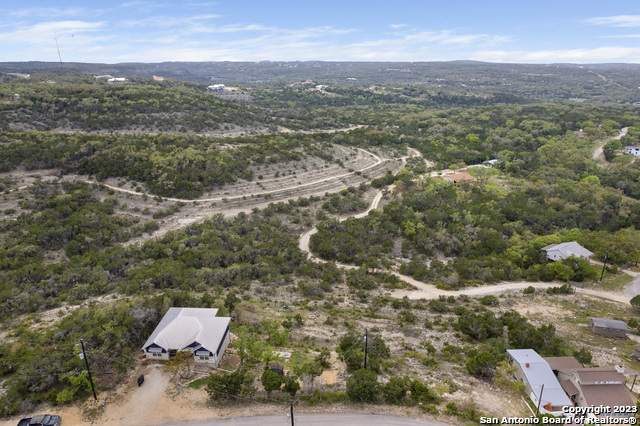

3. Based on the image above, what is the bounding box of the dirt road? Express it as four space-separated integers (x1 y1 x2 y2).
298 149 632 306
68 148 384 203
592 127 628 160
392 280 630 304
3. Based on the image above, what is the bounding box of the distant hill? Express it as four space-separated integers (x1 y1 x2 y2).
1 60 639 102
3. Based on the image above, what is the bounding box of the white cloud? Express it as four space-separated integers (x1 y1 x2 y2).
119 14 221 28
585 15 640 27
0 21 106 44
471 46 640 63
601 34 640 39
10 7 87 18
120 1 155 7
390 24 407 29
405 30 511 46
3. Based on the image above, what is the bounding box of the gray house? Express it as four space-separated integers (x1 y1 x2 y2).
143 307 231 367
507 349 572 416
589 317 627 339
541 242 593 262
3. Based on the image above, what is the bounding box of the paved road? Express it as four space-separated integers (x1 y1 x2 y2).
589 259 640 299
157 414 449 426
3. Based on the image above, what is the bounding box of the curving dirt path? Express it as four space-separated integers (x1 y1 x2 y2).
66 148 384 203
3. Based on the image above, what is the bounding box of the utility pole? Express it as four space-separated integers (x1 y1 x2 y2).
290 401 294 426
364 329 368 370
600 249 609 282
535 384 545 416
53 31 63 69
79 339 97 401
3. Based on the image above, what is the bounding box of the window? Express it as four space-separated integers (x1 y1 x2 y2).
152 352 162 357
199 355 209 360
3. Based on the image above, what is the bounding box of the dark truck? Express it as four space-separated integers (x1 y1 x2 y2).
17 414 62 426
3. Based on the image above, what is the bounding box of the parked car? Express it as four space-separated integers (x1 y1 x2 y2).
17 414 62 426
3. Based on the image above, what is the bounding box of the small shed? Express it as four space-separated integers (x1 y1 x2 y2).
632 343 640 360
589 317 627 339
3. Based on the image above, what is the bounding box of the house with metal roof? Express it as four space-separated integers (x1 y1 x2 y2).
143 307 231 367
540 242 594 262
589 317 627 339
507 349 572 416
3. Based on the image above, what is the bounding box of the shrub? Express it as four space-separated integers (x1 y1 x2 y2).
546 284 573 295
480 295 499 306
383 376 410 405
573 348 592 365
346 369 380 403
466 351 499 378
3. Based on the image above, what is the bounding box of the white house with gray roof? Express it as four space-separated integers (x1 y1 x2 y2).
143 307 230 367
541 242 593 262
507 349 572 416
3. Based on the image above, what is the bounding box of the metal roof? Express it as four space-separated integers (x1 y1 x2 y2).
541 242 593 259
143 308 230 354
590 317 628 331
507 349 572 407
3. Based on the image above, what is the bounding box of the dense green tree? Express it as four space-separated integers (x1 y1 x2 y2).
383 376 411 405
346 369 380 403
207 368 255 400
466 351 499 378
283 374 301 398
261 369 284 398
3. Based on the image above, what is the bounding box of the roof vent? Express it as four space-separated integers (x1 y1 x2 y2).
525 363 530 368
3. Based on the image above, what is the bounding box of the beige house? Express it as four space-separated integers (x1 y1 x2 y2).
563 368 634 418
143 307 230 367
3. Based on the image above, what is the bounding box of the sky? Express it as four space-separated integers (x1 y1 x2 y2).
2 1 640 64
